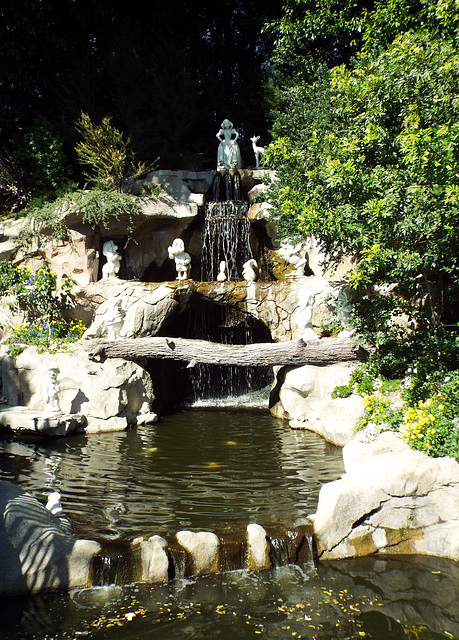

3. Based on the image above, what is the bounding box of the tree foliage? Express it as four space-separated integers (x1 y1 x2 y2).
266 2 459 374
75 113 156 191
0 0 281 192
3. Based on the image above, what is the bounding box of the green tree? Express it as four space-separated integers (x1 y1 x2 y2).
265 28 459 373
75 112 155 191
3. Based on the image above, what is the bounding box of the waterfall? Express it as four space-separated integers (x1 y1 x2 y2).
92 552 129 586
201 201 253 282
89 526 315 587
181 301 273 402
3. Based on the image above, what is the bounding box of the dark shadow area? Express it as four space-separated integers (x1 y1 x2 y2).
145 295 274 409
0 481 74 596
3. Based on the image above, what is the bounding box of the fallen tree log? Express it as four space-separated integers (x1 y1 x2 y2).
88 337 370 367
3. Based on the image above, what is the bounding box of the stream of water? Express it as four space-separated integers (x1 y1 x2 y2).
1 408 458 639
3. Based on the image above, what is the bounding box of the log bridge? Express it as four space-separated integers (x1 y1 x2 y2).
88 337 370 368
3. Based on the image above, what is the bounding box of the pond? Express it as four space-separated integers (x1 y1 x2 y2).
0 408 458 639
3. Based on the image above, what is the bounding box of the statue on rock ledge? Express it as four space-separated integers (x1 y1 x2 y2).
242 259 258 283
42 366 61 416
103 295 125 340
101 240 121 280
216 119 242 171
217 261 227 282
168 238 191 280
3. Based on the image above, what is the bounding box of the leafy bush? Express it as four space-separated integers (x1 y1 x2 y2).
265 29 459 377
354 370 459 459
0 262 72 323
13 115 72 197
16 187 145 249
0 261 87 357
75 112 157 191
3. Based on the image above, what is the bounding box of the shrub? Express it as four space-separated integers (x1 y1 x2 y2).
353 369 459 459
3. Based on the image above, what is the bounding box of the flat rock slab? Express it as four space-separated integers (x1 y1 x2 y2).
0 407 86 437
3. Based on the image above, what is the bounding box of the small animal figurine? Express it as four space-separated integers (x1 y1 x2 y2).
168 238 192 280
242 259 259 283
250 135 265 168
217 261 227 282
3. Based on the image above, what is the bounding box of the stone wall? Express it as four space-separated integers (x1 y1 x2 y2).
74 277 344 343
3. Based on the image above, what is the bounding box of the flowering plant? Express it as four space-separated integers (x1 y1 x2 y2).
354 370 459 459
6 319 86 357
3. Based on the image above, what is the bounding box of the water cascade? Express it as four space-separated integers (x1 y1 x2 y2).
202 200 253 282
159 296 273 403
89 524 315 587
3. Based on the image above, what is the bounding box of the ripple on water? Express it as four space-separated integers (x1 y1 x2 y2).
0 409 344 540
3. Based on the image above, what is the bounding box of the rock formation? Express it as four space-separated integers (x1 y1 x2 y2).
0 480 100 595
310 432 459 560
0 345 154 433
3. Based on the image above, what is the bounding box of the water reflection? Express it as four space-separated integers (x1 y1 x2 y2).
1 556 456 639
0 410 344 540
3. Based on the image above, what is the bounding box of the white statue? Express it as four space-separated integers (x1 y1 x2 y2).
136 401 158 425
282 241 307 276
242 259 258 283
103 295 125 340
217 261 227 282
216 119 242 171
168 238 192 280
42 366 61 416
46 492 64 515
250 135 265 168
102 240 121 280
296 291 319 341
336 287 354 337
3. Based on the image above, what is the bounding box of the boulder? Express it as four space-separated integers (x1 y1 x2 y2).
246 523 271 570
134 534 169 583
0 407 86 437
270 362 363 446
310 432 459 560
80 280 192 339
0 480 100 595
75 277 345 343
176 530 219 575
0 345 154 433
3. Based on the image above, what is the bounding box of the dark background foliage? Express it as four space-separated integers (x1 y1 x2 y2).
0 0 281 178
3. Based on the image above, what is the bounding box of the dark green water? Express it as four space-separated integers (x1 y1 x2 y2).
0 409 344 541
0 409 458 639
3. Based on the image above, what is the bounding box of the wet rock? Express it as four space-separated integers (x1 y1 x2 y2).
136 535 169 583
247 523 271 570
176 530 219 575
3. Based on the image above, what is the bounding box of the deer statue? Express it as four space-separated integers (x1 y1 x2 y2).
250 135 265 168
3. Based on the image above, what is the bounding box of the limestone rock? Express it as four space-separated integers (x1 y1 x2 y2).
0 345 154 433
136 170 214 204
80 281 192 339
76 278 345 344
0 219 24 261
0 407 86 437
246 523 271 570
310 432 459 560
270 362 363 446
0 480 100 595
176 530 219 575
137 535 169 583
